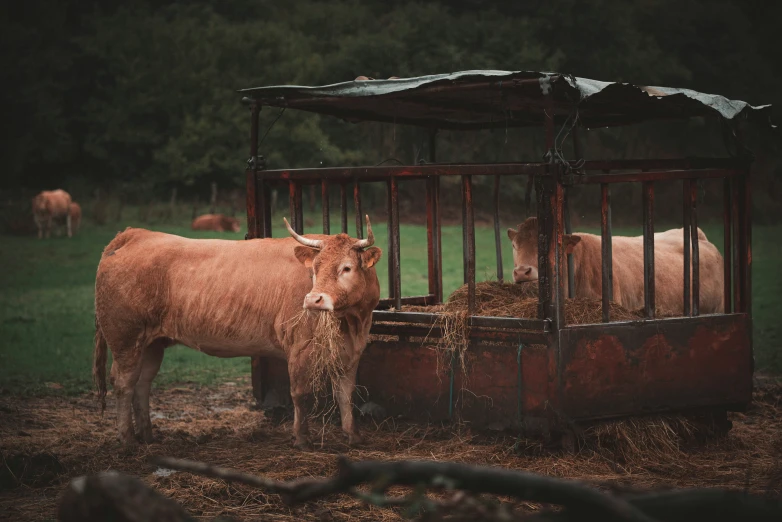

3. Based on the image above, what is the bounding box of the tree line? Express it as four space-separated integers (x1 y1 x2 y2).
2 0 779 226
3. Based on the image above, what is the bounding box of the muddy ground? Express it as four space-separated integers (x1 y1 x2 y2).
1 376 781 521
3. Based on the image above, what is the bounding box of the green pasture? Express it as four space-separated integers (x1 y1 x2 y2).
1 211 779 395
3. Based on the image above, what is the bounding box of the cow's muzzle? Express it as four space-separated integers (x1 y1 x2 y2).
303 292 334 311
512 265 538 284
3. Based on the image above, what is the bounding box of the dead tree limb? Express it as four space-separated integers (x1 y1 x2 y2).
152 456 655 522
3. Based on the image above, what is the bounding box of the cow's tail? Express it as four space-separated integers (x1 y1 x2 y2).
93 317 108 415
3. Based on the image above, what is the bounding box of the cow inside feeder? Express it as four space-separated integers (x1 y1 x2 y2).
238 70 774 444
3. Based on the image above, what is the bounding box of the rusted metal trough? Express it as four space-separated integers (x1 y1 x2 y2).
237 70 774 441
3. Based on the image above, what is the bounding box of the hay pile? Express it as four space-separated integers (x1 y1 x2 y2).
400 281 644 376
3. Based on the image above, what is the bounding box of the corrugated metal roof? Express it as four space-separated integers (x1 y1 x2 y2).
238 70 775 131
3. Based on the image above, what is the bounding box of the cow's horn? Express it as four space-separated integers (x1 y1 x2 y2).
284 217 323 249
354 215 375 248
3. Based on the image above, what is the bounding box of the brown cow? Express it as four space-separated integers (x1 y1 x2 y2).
93 216 382 449
32 189 73 239
507 217 723 314
191 213 241 233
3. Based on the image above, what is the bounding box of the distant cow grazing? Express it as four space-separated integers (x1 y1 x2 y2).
32 189 74 239
191 213 241 233
507 217 723 315
94 216 382 449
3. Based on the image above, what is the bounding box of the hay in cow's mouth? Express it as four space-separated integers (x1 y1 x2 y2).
297 309 347 418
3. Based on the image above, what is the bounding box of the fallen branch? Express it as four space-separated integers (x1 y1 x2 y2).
152 455 657 522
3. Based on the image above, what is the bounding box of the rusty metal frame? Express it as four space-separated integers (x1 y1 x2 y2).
241 91 756 434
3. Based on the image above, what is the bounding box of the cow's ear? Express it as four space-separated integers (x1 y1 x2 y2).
361 247 382 268
294 246 319 268
564 234 581 254
507 228 517 241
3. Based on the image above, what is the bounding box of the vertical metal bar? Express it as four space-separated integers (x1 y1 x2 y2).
429 128 443 304
552 177 565 329
390 176 402 310
493 175 504 283
643 181 655 319
426 177 438 298
353 178 363 239
743 167 752 319
245 103 260 240
287 181 303 235
295 183 303 234
732 176 742 313
433 177 443 303
600 184 613 323
385 180 396 301
690 180 700 316
261 181 272 238
321 178 330 235
722 177 732 313
683 179 692 316
563 186 575 298
340 183 348 234
246 101 266 407
462 175 476 315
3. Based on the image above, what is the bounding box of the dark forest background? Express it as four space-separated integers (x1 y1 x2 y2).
1 0 780 228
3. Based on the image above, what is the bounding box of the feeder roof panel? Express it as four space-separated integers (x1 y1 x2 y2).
238 70 775 131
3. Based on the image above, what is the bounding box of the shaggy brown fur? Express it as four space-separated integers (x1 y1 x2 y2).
32 189 73 239
507 217 724 314
191 213 241 232
93 219 381 450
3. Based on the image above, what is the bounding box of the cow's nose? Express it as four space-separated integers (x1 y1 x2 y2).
303 292 334 311
512 266 534 284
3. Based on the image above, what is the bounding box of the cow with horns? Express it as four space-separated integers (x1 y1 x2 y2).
507 217 724 315
93 216 382 449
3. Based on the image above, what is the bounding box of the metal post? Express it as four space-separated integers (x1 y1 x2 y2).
353 178 363 239
390 176 402 310
600 183 613 322
563 187 575 298
493 175 504 283
386 180 396 301
245 102 261 240
340 183 348 234
643 181 655 319
690 180 700 316
722 177 732 313
683 180 692 316
462 174 476 315
245 100 266 407
288 181 303 235
322 178 330 235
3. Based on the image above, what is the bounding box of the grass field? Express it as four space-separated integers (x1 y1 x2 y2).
1 210 780 395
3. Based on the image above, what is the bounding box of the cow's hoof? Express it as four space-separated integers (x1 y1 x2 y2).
293 439 314 451
347 433 364 447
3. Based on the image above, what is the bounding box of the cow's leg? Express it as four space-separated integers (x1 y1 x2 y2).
34 214 43 239
45 215 52 238
131 341 165 443
66 211 72 238
287 358 313 450
111 342 144 446
335 364 363 446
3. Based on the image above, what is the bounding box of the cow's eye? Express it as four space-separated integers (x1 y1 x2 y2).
342 266 351 274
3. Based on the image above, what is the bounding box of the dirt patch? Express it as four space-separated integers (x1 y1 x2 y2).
1 376 780 521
